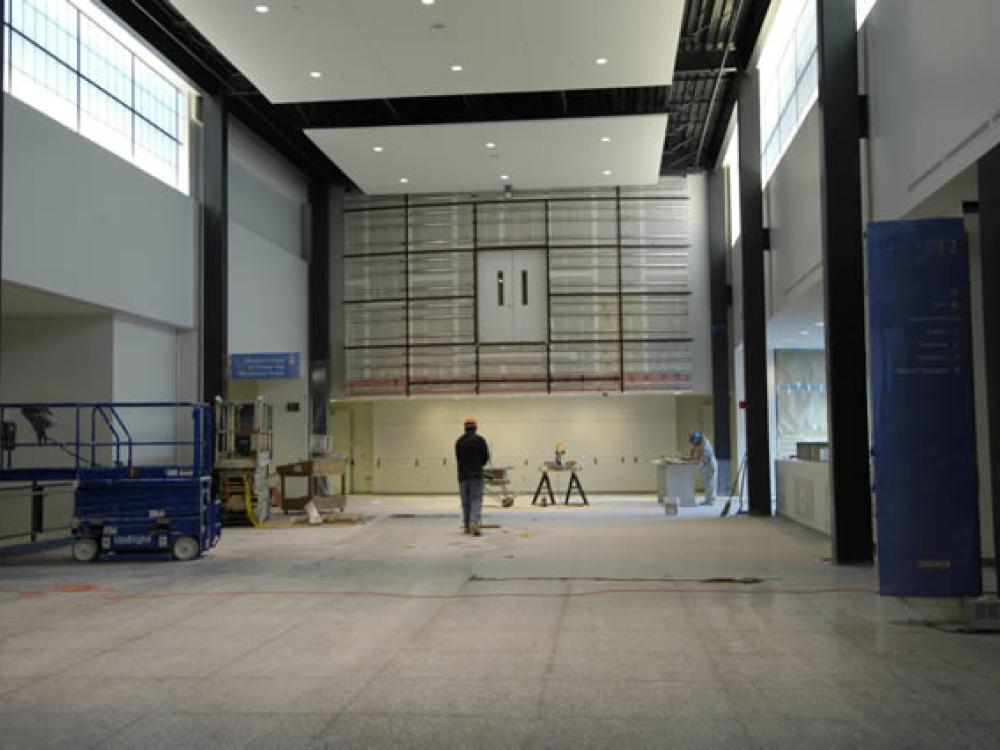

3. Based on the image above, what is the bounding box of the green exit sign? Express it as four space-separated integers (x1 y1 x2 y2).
286 402 301 413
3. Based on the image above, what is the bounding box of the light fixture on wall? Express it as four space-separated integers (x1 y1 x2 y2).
600 136 611 143
254 5 269 13
309 71 323 79
421 0 436 5
373 146 384 153
450 63 464 72
485 142 497 149
595 57 609 66
602 169 613 176
399 177 410 184
500 174 509 180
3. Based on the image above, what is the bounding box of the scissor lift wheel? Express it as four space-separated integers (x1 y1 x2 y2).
72 537 99 562
172 536 201 561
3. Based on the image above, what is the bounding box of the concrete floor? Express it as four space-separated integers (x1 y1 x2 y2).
0 495 998 749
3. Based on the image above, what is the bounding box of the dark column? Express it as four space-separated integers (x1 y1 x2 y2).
201 95 228 403
816 0 873 564
979 143 1000 574
309 182 331 438
0 0 5 397
709 169 732 491
737 71 772 516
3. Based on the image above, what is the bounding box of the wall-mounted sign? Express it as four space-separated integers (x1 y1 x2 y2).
231 352 301 380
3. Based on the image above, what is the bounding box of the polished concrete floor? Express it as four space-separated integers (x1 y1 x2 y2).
0 495 998 749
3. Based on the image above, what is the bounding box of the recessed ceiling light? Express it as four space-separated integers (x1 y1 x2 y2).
254 4 269 13
600 136 611 143
309 71 323 79
373 146 384 153
399 177 410 184
602 169 613 176
485 142 496 149
595 57 609 66
500 174 509 180
815 321 825 327
450 63 464 72
421 0 436 5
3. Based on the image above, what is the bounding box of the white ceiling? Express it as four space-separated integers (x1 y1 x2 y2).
169 0 685 103
306 115 668 194
1 283 108 317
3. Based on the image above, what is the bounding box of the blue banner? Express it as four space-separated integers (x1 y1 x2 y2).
868 218 980 597
231 353 301 380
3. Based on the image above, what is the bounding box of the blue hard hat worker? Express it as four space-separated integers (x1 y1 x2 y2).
688 430 717 506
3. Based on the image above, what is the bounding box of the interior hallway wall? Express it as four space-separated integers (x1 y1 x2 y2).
348 394 680 495
866 0 1000 220
227 119 310 467
111 315 179 465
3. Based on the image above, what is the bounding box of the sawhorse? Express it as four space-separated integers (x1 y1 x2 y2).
531 467 589 506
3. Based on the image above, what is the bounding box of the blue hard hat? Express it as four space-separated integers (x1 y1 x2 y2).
689 431 702 444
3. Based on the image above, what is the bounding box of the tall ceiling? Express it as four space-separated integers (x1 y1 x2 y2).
106 0 770 191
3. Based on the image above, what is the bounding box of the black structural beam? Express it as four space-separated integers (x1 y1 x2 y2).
278 86 671 130
674 47 742 75
708 168 733 492
816 0 873 564
978 142 1000 575
201 94 228 404
737 70 772 516
0 0 5 397
309 182 332 439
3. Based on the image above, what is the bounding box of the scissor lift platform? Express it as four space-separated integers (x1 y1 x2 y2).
0 402 221 561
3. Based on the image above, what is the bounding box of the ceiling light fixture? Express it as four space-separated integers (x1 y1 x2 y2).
600 136 611 143
421 0 436 5
373 146 384 153
450 63 464 72
602 169 612 176
815 321 825 327
500 174 509 180
595 57 609 66
254 5 269 13
309 71 323 79
485 142 496 149
399 177 410 184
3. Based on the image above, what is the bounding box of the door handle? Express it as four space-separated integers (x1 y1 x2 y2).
497 270 505 307
521 270 528 306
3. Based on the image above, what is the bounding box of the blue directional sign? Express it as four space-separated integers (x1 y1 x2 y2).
868 218 980 597
230 352 301 380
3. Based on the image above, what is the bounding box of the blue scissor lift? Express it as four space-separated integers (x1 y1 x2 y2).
0 402 221 561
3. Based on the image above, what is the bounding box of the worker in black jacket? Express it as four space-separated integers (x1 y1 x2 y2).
455 417 490 535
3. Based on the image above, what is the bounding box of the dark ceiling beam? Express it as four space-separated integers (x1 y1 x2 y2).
674 47 743 75
103 0 350 185
277 86 671 130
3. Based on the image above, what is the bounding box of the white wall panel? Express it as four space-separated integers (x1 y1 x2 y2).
2 96 196 328
867 0 1000 219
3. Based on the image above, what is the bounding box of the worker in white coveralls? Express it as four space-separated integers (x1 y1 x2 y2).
689 431 717 506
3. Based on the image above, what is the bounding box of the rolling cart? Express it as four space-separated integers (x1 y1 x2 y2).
484 466 515 508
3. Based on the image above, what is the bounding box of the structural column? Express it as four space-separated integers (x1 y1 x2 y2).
309 181 332 438
201 95 228 403
816 0 873 563
0 0 6 397
978 143 1000 571
737 71 772 516
708 169 732 491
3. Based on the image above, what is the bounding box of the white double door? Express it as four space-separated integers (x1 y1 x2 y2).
477 249 547 343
